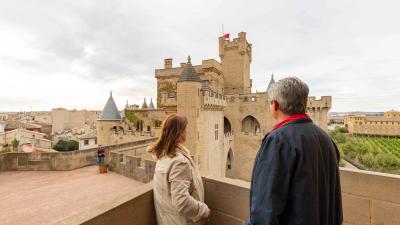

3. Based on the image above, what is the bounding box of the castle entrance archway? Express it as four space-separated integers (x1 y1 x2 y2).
241 115 260 134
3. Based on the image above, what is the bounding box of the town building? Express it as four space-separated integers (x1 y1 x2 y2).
345 109 400 136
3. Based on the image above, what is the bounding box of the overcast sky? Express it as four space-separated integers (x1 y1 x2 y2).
0 0 399 112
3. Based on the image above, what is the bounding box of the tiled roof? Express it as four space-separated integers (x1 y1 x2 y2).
178 56 201 82
148 98 155 109
99 92 121 120
267 74 275 92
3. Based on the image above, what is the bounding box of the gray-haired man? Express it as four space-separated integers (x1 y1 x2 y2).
247 77 343 225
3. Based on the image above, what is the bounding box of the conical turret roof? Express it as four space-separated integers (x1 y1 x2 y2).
99 92 122 120
178 56 201 82
148 98 155 109
141 98 148 109
267 74 275 92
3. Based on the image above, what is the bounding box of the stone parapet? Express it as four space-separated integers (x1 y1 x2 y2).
307 96 332 109
53 168 400 225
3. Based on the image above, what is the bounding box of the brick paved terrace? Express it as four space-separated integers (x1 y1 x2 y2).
0 166 143 225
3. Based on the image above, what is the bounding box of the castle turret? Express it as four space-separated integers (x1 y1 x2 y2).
219 32 252 95
148 98 155 109
97 92 122 146
141 98 148 109
125 100 129 109
177 56 202 158
267 74 275 92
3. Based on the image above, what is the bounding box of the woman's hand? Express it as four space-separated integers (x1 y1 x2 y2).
201 209 211 224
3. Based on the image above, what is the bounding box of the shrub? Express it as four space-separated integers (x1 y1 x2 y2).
53 140 79 151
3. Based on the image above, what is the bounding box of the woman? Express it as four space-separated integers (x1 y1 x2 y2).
148 114 210 225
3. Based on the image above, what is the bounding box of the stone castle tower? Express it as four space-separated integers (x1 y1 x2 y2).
219 32 252 95
101 31 332 181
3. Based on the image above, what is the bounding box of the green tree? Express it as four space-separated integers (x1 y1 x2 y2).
11 138 19 151
53 140 79 151
125 110 138 126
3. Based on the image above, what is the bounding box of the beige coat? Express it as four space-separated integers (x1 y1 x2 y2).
153 144 209 225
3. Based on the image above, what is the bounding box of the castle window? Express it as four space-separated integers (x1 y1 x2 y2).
251 96 256 102
215 124 219 140
84 140 89 145
168 92 176 98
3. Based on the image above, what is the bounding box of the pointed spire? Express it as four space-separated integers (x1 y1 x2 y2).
125 100 129 109
141 98 148 109
149 98 155 109
267 74 275 92
99 92 122 120
178 56 201 82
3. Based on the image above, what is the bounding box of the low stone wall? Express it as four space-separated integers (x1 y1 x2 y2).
340 168 400 225
56 168 400 225
56 182 156 225
108 150 156 183
0 153 7 171
3 148 97 171
0 138 157 172
203 168 400 225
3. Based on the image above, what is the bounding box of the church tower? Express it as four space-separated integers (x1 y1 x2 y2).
219 32 252 95
176 56 202 159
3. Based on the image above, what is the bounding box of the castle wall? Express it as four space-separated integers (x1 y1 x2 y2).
198 109 224 176
345 113 400 136
51 108 100 134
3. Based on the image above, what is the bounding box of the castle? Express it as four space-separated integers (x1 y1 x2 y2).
345 110 400 136
97 32 331 181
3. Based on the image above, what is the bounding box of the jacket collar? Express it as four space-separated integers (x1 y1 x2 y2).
263 117 313 141
272 114 310 131
177 144 195 165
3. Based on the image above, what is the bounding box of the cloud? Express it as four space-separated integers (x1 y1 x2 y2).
0 0 400 112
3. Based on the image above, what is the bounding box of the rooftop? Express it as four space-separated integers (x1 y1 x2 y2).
0 166 143 225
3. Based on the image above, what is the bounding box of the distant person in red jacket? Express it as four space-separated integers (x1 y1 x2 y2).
97 145 105 164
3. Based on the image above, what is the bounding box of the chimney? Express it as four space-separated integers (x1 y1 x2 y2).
164 58 173 69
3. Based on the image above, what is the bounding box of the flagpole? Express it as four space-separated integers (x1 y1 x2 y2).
222 24 224 36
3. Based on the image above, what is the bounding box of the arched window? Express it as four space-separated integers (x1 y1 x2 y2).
226 149 234 178
241 115 261 134
224 117 232 134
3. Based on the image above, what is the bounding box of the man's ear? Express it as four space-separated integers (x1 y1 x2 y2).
272 100 279 111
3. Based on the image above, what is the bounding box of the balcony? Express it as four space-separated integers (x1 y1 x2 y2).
58 168 400 225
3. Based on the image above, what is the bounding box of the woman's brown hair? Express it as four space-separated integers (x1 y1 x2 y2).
148 114 188 159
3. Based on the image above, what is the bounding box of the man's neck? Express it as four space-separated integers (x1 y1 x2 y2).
276 113 290 123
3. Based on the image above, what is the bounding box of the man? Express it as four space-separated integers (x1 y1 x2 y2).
97 145 105 164
247 77 343 225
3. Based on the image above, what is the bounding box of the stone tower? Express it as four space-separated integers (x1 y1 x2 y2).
97 92 122 146
219 32 252 95
176 56 202 158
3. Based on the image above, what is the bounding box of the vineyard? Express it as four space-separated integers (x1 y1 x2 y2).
354 136 400 160
330 129 400 174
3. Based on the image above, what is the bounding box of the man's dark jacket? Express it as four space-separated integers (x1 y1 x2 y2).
247 118 343 225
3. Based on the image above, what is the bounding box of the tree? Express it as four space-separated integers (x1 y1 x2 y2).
53 140 79 151
11 138 19 151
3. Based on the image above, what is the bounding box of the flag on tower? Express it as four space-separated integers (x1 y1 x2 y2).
223 33 230 39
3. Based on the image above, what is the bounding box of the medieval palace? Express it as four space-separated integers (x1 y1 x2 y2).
97 32 331 181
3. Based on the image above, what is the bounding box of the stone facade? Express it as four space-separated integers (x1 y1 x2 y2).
0 128 52 150
345 110 400 136
100 31 332 181
51 108 100 134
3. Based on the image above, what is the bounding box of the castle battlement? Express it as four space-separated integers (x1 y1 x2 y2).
307 96 332 109
200 89 227 108
155 59 222 78
219 32 252 61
